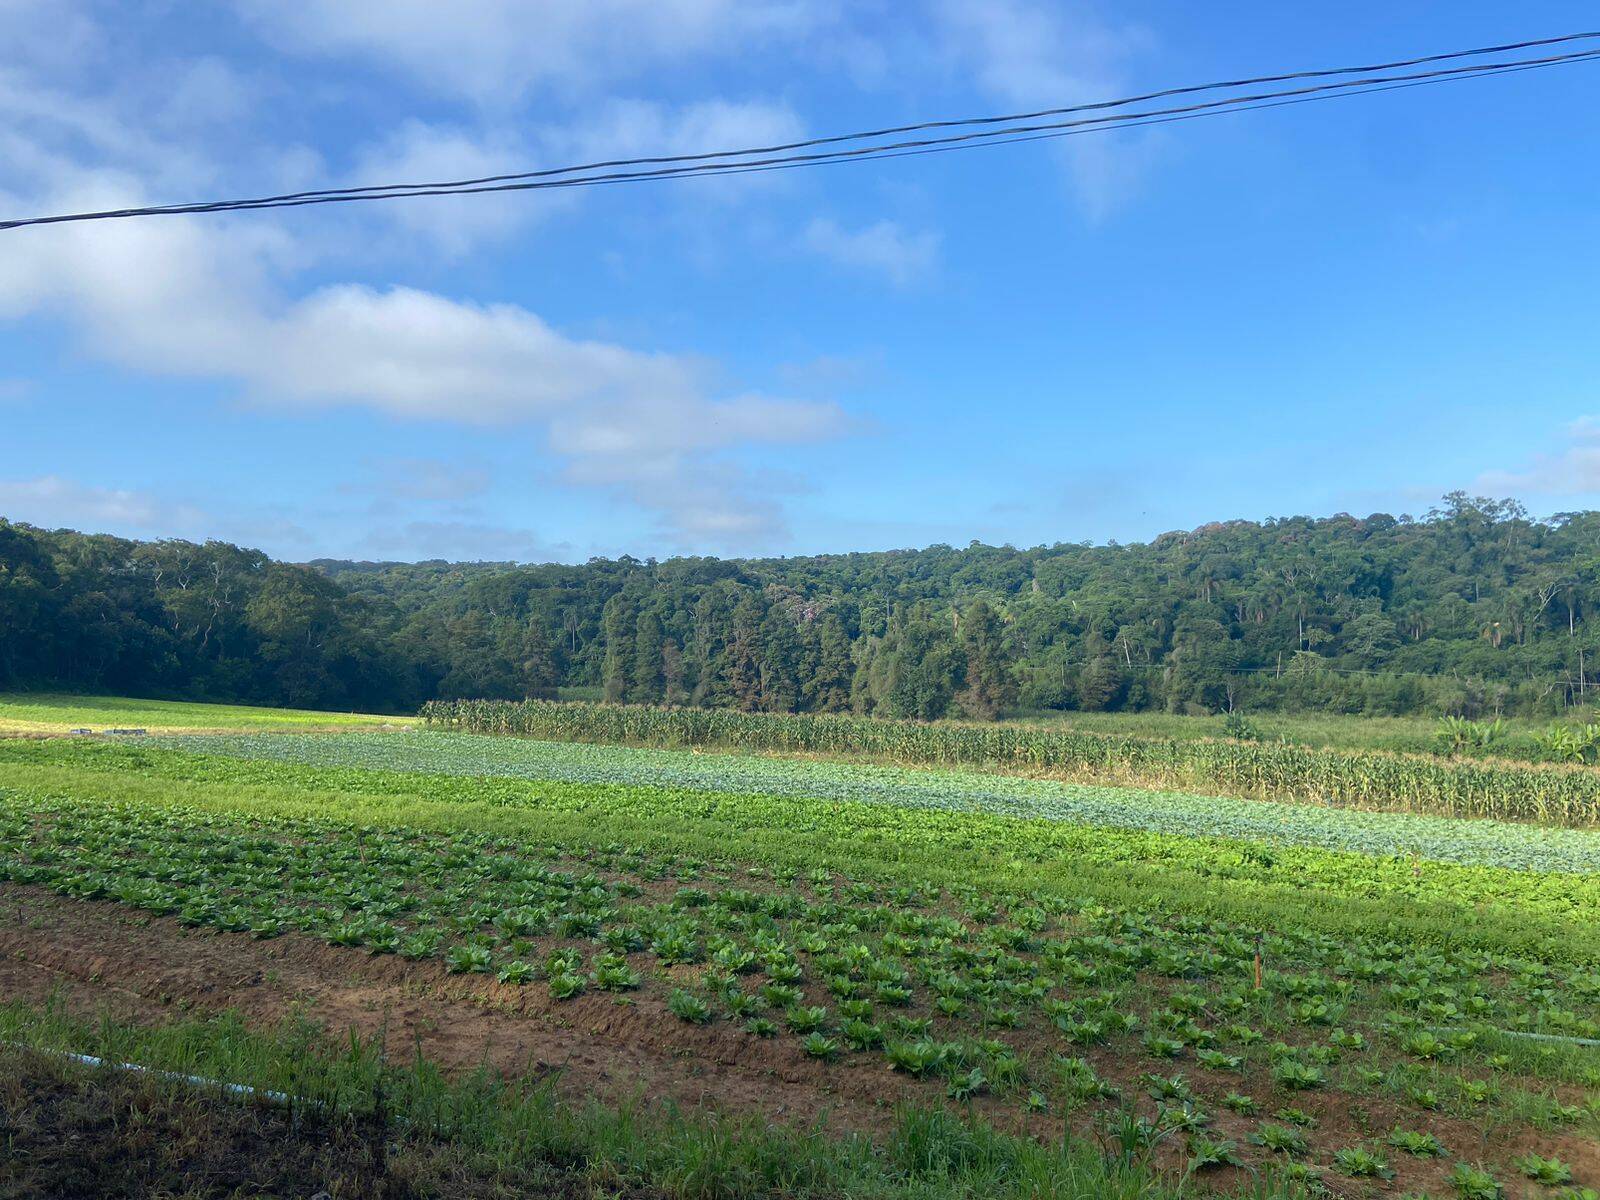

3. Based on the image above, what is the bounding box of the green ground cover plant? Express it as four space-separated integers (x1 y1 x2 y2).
2 729 1596 1195
3 792 1596 1181
2 738 1596 959
421 700 1600 826
0 691 412 735
2 1001 1228 1200
154 730 1600 875
0 738 1596 1194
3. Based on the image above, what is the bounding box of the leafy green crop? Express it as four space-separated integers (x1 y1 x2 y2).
15 736 1600 962
149 731 1600 874
2 727 1595 1196
423 698 1600 825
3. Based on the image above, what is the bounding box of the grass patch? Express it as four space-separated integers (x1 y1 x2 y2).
0 999 1285 1200
0 691 415 735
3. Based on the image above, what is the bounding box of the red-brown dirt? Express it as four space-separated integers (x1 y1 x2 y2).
0 883 929 1135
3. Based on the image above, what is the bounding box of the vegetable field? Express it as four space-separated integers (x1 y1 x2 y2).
157 730 1600 874
422 699 1600 826
0 712 1596 1197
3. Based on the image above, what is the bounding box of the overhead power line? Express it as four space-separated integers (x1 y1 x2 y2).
62 29 1600 210
4 31 1597 232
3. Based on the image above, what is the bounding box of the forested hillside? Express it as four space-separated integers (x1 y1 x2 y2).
0 521 414 712
7 492 1600 718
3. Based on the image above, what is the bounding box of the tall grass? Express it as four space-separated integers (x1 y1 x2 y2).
423 699 1600 826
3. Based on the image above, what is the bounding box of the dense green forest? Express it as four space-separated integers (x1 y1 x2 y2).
7 493 1600 719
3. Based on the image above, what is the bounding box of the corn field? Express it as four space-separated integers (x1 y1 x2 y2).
421 699 1600 827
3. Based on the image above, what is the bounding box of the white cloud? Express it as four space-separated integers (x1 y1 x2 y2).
0 475 207 533
0 8 274 202
342 99 806 254
543 97 809 209
153 57 257 133
934 0 1133 105
932 0 1156 219
0 3 852 551
1476 417 1600 496
0 176 845 547
804 217 938 284
0 71 209 199
236 0 825 103
254 286 846 462
345 121 559 255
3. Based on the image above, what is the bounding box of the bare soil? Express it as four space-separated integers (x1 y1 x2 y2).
0 884 924 1135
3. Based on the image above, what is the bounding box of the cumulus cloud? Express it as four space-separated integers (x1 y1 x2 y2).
344 121 548 255
0 475 207 533
804 217 939 284
1476 417 1600 496
0 176 845 546
235 0 824 103
0 1 855 551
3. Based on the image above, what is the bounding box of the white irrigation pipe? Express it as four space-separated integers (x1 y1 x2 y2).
1484 1028 1600 1048
4 1040 312 1107
1429 1026 1600 1048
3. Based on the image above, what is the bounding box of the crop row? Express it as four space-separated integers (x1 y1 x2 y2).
159 731 1600 876
0 786 1594 1195
421 699 1600 826
5 738 1597 961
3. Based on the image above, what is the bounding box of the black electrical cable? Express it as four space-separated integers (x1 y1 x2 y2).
4 33 1596 231
78 28 1600 208
134 50 1599 221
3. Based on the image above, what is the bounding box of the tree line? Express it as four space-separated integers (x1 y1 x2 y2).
7 492 1600 718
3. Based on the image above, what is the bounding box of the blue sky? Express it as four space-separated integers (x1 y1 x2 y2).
4 2 1599 563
